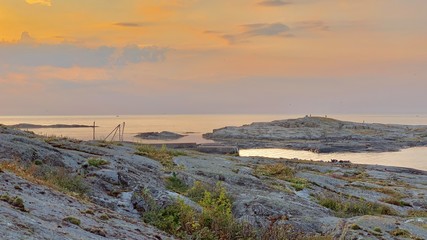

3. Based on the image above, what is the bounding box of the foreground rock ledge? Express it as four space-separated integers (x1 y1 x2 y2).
0 125 426 239
203 116 427 153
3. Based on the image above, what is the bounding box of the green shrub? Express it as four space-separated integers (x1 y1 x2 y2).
34 160 43 165
143 182 257 239
186 181 209 203
165 173 189 194
87 158 109 168
289 178 309 191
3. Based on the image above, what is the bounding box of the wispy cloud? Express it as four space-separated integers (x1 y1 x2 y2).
294 21 330 31
25 0 52 6
0 32 168 68
258 0 292 7
219 23 291 44
113 22 148 28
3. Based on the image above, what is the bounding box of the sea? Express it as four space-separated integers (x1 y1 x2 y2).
1 114 426 171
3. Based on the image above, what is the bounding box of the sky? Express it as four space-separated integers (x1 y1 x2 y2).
0 0 426 115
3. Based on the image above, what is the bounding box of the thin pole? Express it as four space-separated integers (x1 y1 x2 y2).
111 125 120 141
104 125 119 141
118 125 121 141
93 121 95 140
122 122 125 142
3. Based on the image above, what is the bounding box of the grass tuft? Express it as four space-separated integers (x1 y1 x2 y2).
165 173 189 194
254 163 309 190
63 216 81 226
135 145 185 170
381 197 411 207
87 158 109 168
0 194 27 212
0 161 89 197
407 210 427 217
316 194 397 217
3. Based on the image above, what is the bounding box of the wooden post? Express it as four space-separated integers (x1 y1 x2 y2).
93 121 95 140
122 122 125 142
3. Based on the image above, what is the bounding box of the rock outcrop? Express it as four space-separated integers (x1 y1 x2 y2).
203 116 427 152
1 125 426 239
135 131 186 140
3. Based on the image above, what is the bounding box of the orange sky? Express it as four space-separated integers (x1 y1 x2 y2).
0 0 426 115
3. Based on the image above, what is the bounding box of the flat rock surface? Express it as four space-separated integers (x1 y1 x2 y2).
0 171 173 240
203 116 427 152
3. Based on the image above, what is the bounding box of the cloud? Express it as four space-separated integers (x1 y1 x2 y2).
220 23 291 44
243 23 290 36
25 0 52 6
258 0 292 6
294 21 330 31
113 22 148 28
0 33 168 68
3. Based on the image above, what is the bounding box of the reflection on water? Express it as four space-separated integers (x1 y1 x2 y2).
239 147 427 171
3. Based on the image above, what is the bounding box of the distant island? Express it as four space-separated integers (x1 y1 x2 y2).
204 116 427 153
9 123 97 129
135 131 186 140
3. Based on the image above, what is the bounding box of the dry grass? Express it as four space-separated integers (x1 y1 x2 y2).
0 161 89 198
407 210 427 217
316 193 397 217
254 163 295 180
254 163 308 191
135 145 185 170
380 197 411 207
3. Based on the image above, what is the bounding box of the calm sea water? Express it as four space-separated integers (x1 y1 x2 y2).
1 114 427 171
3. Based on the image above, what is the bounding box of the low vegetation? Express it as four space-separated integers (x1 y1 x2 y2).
407 210 427 217
0 161 89 197
254 163 308 191
371 187 405 198
165 173 189 194
316 194 397 217
99 213 110 221
390 228 411 238
143 180 331 240
328 170 369 182
143 182 250 239
135 145 185 170
87 158 109 168
63 216 81 226
380 197 411 207
0 194 27 212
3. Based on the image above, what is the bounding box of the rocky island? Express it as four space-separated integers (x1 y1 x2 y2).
0 125 426 239
10 123 97 129
204 116 427 153
135 131 186 140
